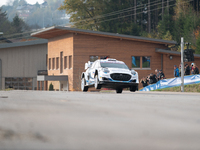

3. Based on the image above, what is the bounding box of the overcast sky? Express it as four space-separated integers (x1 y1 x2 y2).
0 0 44 7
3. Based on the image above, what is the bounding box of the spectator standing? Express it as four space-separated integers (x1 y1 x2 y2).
191 63 194 74
140 77 148 87
174 65 179 77
184 64 190 75
155 69 160 81
158 70 165 80
193 63 199 74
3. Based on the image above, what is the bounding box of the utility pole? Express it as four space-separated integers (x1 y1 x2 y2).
181 37 184 92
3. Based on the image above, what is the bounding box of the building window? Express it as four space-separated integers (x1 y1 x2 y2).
56 57 59 69
60 52 63 73
132 56 151 69
132 56 140 68
52 58 55 70
46 54 48 67
142 56 151 68
49 58 51 70
64 56 67 69
90 56 109 62
69 55 72 69
5 77 33 90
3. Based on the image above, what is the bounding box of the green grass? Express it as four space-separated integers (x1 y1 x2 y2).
154 83 200 92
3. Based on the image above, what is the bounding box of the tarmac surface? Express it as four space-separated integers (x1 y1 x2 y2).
0 90 200 150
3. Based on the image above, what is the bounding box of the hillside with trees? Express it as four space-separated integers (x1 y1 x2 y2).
0 7 31 42
1 0 200 54
2 0 69 28
59 0 200 53
0 0 69 41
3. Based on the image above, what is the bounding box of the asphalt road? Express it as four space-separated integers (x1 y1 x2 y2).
0 90 200 150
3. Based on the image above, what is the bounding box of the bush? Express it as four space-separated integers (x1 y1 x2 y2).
49 83 54 91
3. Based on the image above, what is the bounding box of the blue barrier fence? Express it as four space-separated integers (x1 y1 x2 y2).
139 74 200 91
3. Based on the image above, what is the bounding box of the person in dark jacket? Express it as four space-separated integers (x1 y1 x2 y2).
147 73 157 84
158 70 165 80
193 63 199 74
184 64 190 75
140 77 148 87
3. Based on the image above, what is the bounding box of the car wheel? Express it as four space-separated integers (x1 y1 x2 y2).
94 75 101 89
130 86 137 92
116 88 123 93
81 78 88 92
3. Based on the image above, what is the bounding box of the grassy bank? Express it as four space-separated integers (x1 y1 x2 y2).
155 83 200 92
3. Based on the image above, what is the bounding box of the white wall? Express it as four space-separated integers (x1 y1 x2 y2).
0 44 47 90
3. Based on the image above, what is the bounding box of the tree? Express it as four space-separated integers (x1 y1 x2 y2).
11 14 30 39
49 83 54 91
183 7 200 42
157 9 174 39
98 0 141 36
0 7 13 34
59 0 142 35
0 7 7 22
173 0 190 20
12 14 23 33
173 3 200 44
196 34 200 54
59 0 106 30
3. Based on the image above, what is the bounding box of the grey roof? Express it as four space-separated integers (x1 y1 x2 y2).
31 26 177 45
0 39 48 49
156 48 200 58
0 37 12 43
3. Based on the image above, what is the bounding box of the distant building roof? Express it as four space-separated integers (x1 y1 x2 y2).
0 37 12 43
0 39 48 49
156 48 200 58
31 26 177 45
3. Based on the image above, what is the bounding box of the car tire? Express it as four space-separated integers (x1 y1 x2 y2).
116 88 123 93
81 78 88 92
94 75 101 89
130 86 137 92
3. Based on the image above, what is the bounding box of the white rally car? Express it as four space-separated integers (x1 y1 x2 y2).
81 58 139 93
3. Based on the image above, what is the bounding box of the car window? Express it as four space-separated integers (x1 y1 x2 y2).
100 62 129 69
